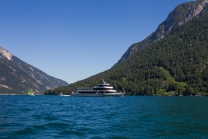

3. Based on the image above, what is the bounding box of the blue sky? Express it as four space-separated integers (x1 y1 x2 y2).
0 0 193 84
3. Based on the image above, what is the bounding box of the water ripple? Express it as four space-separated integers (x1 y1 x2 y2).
1 96 208 138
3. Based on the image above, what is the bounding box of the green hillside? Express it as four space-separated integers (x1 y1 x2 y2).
45 10 208 96
115 0 208 66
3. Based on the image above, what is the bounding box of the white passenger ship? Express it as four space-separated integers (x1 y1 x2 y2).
71 80 124 97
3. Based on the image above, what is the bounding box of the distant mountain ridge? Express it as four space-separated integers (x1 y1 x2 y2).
0 46 68 94
46 0 208 96
115 0 208 66
50 5 208 96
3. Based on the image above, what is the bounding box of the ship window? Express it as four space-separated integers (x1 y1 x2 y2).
79 91 96 94
93 88 112 90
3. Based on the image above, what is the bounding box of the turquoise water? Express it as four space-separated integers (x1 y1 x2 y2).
0 95 208 139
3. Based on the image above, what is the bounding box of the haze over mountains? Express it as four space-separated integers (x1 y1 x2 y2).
45 0 208 95
0 46 68 94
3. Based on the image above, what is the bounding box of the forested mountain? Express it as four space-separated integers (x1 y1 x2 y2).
45 4 208 96
0 47 68 94
115 0 208 66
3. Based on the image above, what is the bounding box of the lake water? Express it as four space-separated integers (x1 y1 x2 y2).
0 95 208 139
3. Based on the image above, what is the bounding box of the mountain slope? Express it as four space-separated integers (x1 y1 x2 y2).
47 5 208 96
0 46 68 94
115 0 208 66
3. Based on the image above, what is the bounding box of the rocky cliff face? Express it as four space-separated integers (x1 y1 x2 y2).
115 0 208 66
0 46 68 94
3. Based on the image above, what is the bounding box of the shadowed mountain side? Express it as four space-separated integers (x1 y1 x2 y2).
0 46 68 94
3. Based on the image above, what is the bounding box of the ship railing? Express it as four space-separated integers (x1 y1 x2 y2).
77 87 93 90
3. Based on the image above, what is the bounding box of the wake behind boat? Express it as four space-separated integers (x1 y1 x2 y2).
71 80 124 97
60 94 71 96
